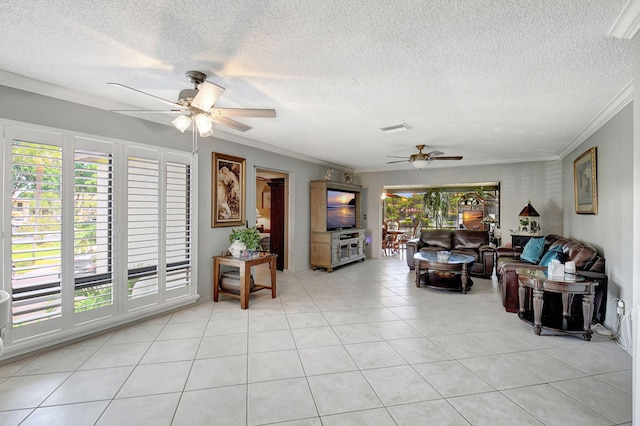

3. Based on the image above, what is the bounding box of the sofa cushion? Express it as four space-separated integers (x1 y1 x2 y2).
520 237 545 264
538 245 565 267
419 229 452 250
452 230 489 250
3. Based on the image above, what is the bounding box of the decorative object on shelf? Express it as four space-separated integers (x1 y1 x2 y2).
228 240 246 258
228 226 261 258
492 226 503 246
574 146 597 214
325 168 333 181
213 152 246 227
480 215 496 231
547 259 565 278
343 172 352 184
436 251 451 262
516 201 540 235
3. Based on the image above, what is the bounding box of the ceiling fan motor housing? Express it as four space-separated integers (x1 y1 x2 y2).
178 88 199 107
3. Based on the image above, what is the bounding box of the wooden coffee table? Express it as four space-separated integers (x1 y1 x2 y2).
414 252 475 294
516 269 598 341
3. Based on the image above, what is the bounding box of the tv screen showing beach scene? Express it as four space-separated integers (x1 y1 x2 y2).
327 190 356 230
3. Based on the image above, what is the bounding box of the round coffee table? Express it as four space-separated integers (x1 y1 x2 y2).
413 252 475 294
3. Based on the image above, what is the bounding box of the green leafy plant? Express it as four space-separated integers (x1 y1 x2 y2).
229 226 262 250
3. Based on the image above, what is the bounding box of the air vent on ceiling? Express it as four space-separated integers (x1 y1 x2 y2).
380 122 411 134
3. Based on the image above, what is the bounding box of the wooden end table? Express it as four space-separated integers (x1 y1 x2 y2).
213 253 277 309
414 252 475 294
516 269 598 341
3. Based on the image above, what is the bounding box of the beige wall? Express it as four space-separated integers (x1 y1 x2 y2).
562 103 633 329
357 160 563 258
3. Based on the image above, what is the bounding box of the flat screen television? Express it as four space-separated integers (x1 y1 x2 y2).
326 190 357 230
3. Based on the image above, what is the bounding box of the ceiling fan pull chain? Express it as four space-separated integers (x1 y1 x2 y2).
192 122 198 155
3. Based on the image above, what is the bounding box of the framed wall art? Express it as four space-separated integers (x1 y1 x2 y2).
212 152 246 227
573 146 597 214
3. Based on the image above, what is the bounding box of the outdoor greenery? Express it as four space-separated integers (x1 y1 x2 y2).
384 187 499 229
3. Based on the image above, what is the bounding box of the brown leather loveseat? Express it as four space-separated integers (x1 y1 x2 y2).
496 234 607 322
405 229 496 278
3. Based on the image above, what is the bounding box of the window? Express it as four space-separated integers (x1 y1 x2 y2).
11 140 63 327
73 149 113 313
3 125 195 346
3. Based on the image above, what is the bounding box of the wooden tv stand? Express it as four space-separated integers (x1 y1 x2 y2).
309 180 365 272
311 228 366 272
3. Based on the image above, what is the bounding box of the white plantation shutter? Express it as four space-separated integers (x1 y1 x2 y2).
127 156 160 300
73 148 114 313
3 123 197 349
165 160 192 293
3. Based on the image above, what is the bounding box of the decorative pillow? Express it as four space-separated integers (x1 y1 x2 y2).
538 245 565 267
520 237 545 264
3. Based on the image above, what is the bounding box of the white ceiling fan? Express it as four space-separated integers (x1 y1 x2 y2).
108 70 276 137
387 145 463 169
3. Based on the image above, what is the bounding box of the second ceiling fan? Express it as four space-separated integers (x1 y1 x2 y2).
108 70 276 136
387 145 463 169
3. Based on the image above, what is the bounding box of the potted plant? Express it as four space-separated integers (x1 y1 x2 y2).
228 226 262 257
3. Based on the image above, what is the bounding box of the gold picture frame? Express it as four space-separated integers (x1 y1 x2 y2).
212 152 246 227
574 147 597 214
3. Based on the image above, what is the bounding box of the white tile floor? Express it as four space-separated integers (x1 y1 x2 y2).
0 257 632 425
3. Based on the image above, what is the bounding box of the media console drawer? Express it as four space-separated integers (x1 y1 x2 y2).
311 228 365 272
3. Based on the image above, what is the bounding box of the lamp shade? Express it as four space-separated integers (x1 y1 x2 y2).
517 201 541 235
195 113 213 137
412 159 429 169
481 216 496 224
172 115 192 133
518 202 540 217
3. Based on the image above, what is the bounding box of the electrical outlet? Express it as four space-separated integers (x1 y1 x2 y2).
617 300 625 316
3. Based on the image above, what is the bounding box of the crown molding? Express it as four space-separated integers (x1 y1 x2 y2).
609 0 640 39
559 80 633 159
211 128 354 172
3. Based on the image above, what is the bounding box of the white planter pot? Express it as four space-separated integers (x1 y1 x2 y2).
229 240 246 258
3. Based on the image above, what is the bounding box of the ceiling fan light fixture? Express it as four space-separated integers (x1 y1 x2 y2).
412 159 429 169
195 113 214 137
172 115 192 133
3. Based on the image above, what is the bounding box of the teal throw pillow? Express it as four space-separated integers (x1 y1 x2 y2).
520 237 545 264
538 245 565 267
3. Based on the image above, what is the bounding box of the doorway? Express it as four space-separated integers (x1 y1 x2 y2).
256 168 288 270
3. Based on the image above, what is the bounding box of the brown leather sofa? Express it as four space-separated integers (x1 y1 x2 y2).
405 229 496 278
496 234 607 322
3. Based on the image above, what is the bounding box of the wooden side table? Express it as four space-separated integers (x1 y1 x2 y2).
516 269 598 341
213 253 277 309
511 234 540 249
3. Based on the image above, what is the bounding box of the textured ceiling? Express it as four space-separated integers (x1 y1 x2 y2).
0 0 632 172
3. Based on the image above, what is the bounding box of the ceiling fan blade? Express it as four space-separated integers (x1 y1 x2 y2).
107 82 183 108
215 116 252 132
386 155 409 159
213 107 276 118
386 159 410 164
426 150 444 157
191 81 225 111
432 156 463 160
110 109 185 114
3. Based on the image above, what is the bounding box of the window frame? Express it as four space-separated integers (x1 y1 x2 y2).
1 122 198 350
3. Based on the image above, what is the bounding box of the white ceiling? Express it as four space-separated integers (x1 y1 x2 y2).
0 1 633 172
